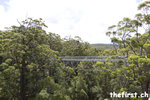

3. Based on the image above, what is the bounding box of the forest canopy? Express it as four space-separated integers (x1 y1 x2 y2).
0 1 150 100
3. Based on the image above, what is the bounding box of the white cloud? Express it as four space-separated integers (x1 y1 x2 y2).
0 0 139 43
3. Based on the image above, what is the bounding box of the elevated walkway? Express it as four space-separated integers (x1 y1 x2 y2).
62 56 127 62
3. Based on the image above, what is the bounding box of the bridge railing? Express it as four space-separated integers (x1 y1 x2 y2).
62 56 127 62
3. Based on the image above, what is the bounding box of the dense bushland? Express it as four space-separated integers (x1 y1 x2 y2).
0 1 150 100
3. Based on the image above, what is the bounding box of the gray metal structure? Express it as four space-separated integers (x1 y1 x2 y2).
62 56 127 71
62 56 127 62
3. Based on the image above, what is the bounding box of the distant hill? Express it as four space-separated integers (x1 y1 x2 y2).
91 43 116 49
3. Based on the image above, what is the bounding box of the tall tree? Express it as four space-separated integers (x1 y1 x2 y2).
0 18 59 100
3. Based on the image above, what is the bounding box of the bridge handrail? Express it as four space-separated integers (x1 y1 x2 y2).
62 56 126 59
62 56 127 62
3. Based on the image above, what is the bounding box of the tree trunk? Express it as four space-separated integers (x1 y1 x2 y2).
141 78 149 100
20 67 26 100
113 42 117 54
140 47 143 56
20 55 27 100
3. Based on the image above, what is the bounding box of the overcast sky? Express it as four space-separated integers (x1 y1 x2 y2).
0 0 143 43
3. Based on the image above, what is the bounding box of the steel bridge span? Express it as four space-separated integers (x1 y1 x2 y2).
62 56 127 62
61 56 127 71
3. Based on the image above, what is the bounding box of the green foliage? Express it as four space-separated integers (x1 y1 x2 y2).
1 1 150 99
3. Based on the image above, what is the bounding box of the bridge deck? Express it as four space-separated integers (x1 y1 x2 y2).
62 56 127 62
